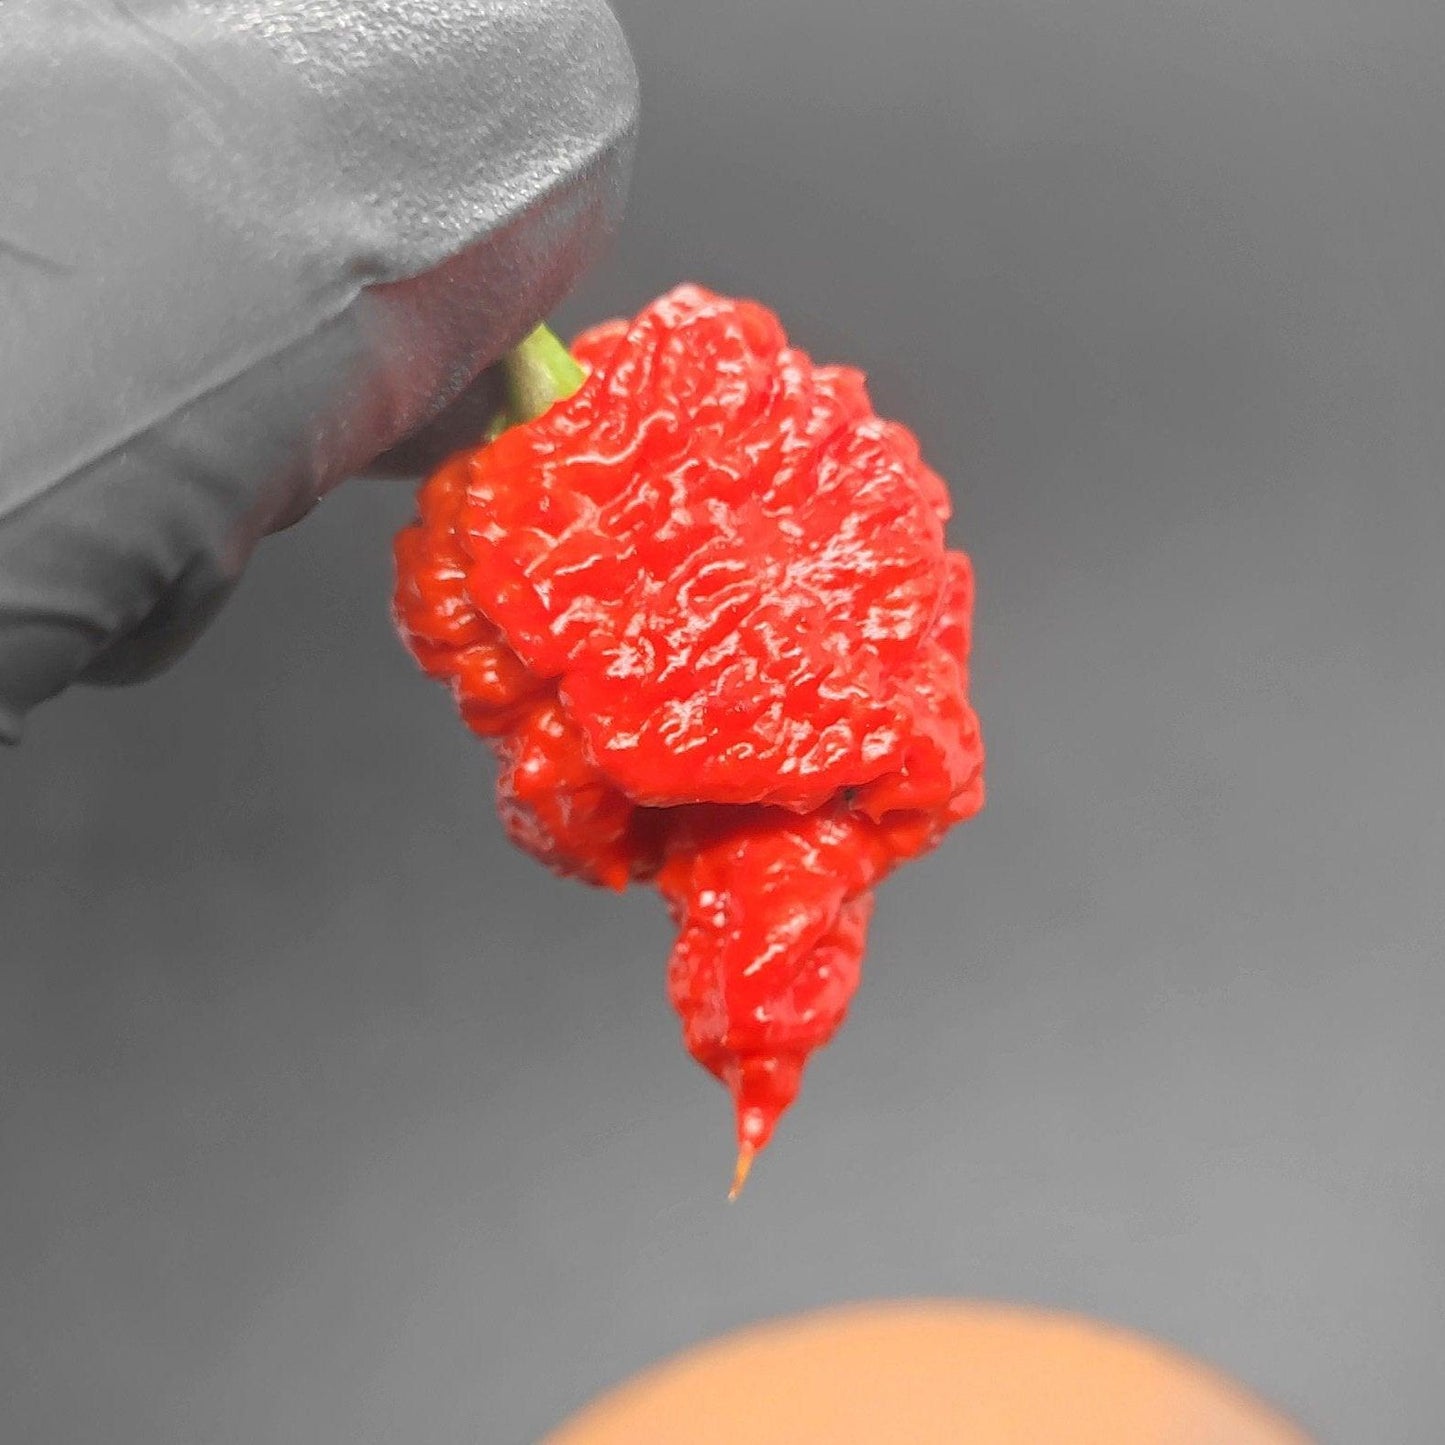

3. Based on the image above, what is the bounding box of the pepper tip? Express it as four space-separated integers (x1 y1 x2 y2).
727 1141 755 1202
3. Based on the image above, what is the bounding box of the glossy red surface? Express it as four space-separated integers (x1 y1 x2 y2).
393 286 984 1172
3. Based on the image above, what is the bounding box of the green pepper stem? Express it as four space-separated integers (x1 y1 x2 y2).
490 323 586 436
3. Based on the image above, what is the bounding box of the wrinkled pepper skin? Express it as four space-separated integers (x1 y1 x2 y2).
393 285 984 1180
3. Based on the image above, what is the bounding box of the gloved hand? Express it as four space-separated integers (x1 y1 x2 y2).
0 0 639 742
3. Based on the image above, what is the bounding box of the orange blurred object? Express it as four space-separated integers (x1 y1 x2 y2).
543 1300 1311 1445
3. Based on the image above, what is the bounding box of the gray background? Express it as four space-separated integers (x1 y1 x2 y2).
4 0 1444 1440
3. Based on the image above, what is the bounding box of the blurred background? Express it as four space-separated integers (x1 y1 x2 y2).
5 1 1445 1440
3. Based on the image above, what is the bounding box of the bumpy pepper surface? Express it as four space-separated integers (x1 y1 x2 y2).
393 285 985 1190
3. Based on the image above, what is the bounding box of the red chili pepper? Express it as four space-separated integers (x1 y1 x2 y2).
393 286 984 1193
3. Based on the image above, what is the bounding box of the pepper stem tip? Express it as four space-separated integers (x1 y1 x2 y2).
499 322 586 429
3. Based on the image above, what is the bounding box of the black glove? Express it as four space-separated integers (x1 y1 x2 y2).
0 0 639 741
